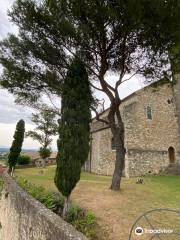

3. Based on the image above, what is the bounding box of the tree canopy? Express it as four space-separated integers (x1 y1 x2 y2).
0 0 179 100
26 109 58 159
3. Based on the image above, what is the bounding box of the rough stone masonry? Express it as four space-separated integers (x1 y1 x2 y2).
85 78 180 177
0 172 87 240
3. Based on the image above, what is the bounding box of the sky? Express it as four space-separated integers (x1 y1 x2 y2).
0 0 144 149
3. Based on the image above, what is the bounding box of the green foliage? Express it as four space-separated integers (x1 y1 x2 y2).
26 110 57 146
0 0 179 101
26 109 57 159
17 155 31 165
17 177 97 239
0 154 8 167
17 177 63 211
0 153 7 160
8 119 25 172
55 57 92 197
67 205 96 239
39 147 51 160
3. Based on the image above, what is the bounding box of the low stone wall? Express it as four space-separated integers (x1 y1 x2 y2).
127 149 169 176
15 162 56 169
0 173 87 240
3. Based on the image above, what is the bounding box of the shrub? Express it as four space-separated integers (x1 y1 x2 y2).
39 147 51 159
17 177 63 211
17 155 31 165
67 205 96 238
16 177 97 239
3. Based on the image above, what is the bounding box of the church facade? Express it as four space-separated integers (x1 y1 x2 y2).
85 77 180 177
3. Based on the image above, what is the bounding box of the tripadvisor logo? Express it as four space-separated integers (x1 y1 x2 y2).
129 209 179 239
134 226 174 236
135 227 144 236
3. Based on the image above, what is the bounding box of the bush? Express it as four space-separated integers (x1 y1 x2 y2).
39 147 51 159
17 155 31 165
67 205 96 238
17 177 63 211
0 154 9 166
16 177 97 239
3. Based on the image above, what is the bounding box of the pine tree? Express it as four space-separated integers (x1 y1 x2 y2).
54 57 91 218
8 119 25 175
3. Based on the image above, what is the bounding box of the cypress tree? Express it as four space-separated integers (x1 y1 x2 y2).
8 119 25 175
54 57 91 218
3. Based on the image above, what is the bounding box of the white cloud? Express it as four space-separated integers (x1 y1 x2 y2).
0 0 18 40
0 89 32 124
0 122 58 150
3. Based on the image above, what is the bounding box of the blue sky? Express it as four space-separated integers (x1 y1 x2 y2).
0 0 144 149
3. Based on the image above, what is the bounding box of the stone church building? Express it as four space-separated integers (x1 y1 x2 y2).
85 77 180 177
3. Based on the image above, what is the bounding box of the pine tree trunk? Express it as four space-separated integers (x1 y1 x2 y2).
110 128 126 190
108 106 126 191
63 196 71 219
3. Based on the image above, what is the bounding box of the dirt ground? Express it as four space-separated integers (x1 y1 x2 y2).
72 180 143 239
72 178 180 240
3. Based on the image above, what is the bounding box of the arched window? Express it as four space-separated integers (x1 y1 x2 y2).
146 106 152 120
111 137 116 150
168 146 175 163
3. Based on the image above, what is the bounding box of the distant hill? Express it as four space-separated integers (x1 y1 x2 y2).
0 147 9 153
24 151 57 160
0 147 38 153
0 147 57 159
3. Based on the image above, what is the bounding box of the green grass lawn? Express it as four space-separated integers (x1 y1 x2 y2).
16 166 180 240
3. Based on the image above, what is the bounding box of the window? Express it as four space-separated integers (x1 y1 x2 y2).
168 146 175 163
146 106 152 120
111 137 116 150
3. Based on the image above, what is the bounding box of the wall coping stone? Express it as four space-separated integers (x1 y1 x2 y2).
0 172 87 240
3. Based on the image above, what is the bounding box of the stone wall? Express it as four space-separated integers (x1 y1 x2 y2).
173 74 180 136
0 173 87 240
90 128 116 175
125 83 180 152
89 82 180 177
128 149 172 177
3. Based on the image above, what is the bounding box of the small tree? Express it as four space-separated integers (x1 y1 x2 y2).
26 109 58 167
17 155 31 165
8 119 25 175
54 57 91 218
39 147 51 160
